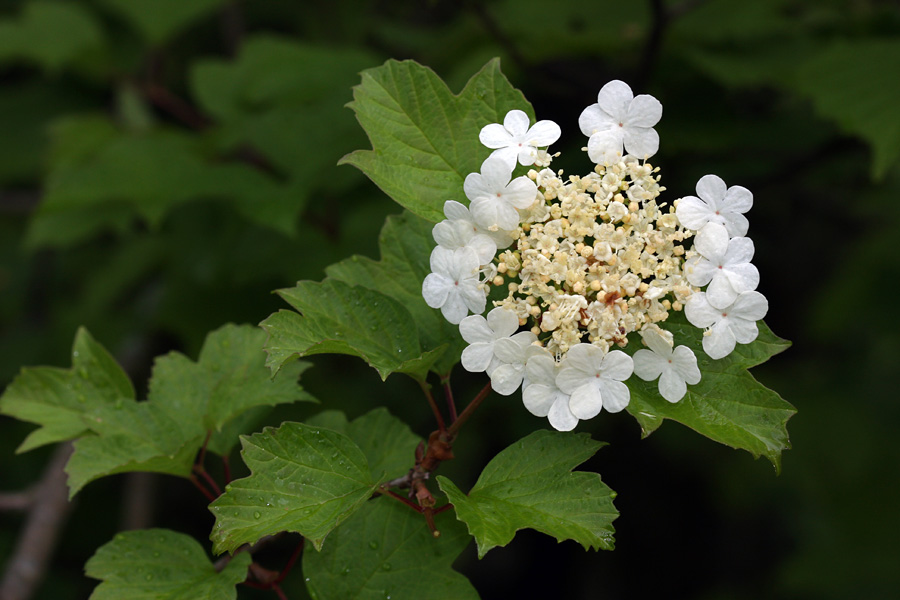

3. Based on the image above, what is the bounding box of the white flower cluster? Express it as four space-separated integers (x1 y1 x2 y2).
422 82 768 431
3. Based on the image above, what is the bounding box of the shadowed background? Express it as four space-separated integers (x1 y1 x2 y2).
2 0 898 598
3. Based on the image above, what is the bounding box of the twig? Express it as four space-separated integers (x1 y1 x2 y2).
189 474 217 503
0 442 75 600
119 472 156 531
418 380 446 432
0 490 34 512
141 83 210 130
375 487 424 513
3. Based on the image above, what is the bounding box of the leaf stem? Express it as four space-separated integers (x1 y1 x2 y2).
442 376 458 422
447 381 492 437
222 455 232 485
272 583 288 600
189 475 216 503
376 487 423 513
418 380 446 432
273 540 304 585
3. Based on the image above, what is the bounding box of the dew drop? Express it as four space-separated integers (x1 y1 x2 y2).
381 562 392 571
341 566 351 576
145 574 153 581
152 551 160 557
253 511 261 519
368 541 378 550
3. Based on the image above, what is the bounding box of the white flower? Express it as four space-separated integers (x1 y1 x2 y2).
442 200 515 250
432 218 497 265
464 156 539 230
684 291 768 360
458 307 520 373
421 246 485 324
489 331 539 396
579 80 662 163
685 223 759 309
479 109 562 169
523 351 578 431
556 343 634 419
633 328 701 403
675 174 752 238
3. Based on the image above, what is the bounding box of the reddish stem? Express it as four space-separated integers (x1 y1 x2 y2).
378 488 423 513
194 466 222 497
434 503 454 515
447 382 492 437
272 583 288 600
222 455 232 485
442 378 458 422
273 541 304 585
418 380 446 432
189 475 216 503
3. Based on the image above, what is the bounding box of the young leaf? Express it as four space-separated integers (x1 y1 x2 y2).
306 408 421 482
341 58 533 222
326 211 465 376
625 314 794 471
209 422 379 553
436 430 618 558
261 279 445 382
303 498 478 600
85 529 251 600
0 1 104 71
0 327 134 453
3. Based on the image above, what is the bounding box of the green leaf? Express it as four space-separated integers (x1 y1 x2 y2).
341 58 533 222
0 327 133 453
0 1 104 70
625 313 794 471
303 498 478 600
437 430 617 558
97 0 226 45
85 529 251 600
792 39 900 179
326 211 465 375
209 422 379 553
65 324 312 496
261 279 444 382
149 324 315 435
306 408 421 483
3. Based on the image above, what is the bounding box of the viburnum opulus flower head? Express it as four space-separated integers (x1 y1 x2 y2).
421 88 769 431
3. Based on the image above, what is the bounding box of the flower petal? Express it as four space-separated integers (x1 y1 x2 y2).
723 212 750 238
599 351 634 381
578 105 616 137
568 383 604 420
703 320 736 359
440 292 469 324
694 222 729 259
503 109 530 136
675 195 713 230
672 346 701 384
623 127 659 159
724 262 759 294
633 349 666 381
461 342 494 373
723 184 753 213
626 94 663 127
695 174 727 205
488 146 520 170
724 237 755 265
480 156 514 191
443 200 469 221
732 290 768 321
596 80 633 120
504 176 539 209
729 316 760 344
685 256 717 287
597 380 630 412
658 369 687 403
706 273 739 310
422 273 450 308
486 306 519 337
587 130 625 163
458 314 491 344
684 292 719 328
522 383 556 417
547 394 579 431
490 363 525 396
479 123 513 149
527 120 562 147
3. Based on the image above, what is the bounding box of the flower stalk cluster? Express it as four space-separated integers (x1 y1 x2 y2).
422 81 768 430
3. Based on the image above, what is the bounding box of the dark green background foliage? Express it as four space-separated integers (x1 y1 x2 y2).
1 0 898 598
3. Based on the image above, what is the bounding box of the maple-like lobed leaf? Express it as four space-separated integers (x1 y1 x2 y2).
209 421 378 554
625 313 795 471
341 58 533 222
85 528 251 600
261 279 445 382
0 327 133 453
303 498 479 600
437 430 618 558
